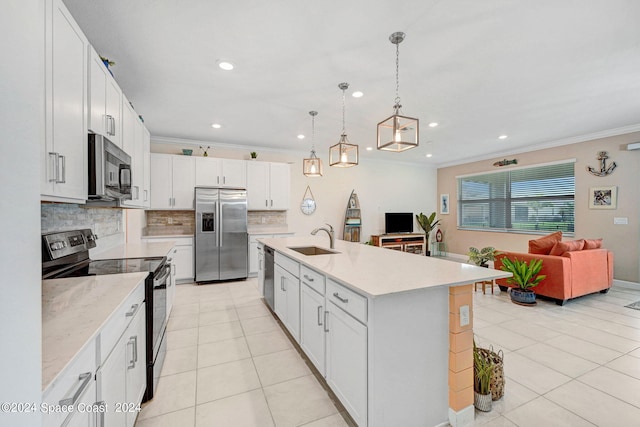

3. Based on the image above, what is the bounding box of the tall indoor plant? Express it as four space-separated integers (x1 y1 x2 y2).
499 257 546 305
415 212 440 256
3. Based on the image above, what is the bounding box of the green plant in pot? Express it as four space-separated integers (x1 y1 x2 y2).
467 246 497 267
499 257 546 305
250 151 257 159
415 212 440 256
473 342 493 412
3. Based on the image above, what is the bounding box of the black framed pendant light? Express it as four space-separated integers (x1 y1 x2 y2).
329 82 358 167
303 111 323 177
377 32 419 152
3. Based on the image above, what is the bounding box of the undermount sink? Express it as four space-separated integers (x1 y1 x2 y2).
288 246 340 256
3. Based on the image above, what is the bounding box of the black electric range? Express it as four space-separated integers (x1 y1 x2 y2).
42 229 169 402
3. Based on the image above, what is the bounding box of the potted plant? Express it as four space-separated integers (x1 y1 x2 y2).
499 257 546 305
250 151 257 160
415 212 440 256
467 246 497 267
473 342 493 412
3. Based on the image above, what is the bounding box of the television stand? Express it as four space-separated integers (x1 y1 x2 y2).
371 234 426 255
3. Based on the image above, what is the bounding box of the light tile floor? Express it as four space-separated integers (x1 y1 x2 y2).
135 279 640 427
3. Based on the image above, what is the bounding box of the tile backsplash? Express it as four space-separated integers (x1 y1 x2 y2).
248 210 287 225
146 210 195 228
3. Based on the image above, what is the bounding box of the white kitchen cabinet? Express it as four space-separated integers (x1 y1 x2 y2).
274 262 300 341
42 0 88 203
98 332 127 426
150 154 195 209
121 95 146 208
144 237 194 284
257 242 265 294
247 161 290 210
249 233 294 276
125 304 146 427
142 127 151 208
88 46 122 148
325 297 368 427
195 157 247 188
65 379 97 427
300 283 326 375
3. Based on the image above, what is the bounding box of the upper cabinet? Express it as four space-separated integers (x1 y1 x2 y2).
247 161 290 210
150 154 195 209
121 95 149 209
42 0 88 203
88 47 122 148
195 157 246 188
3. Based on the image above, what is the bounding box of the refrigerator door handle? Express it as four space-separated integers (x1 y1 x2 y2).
217 200 222 248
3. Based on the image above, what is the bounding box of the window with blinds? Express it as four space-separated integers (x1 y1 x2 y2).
457 161 575 234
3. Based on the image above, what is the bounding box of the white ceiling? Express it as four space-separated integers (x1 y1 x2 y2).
64 0 640 166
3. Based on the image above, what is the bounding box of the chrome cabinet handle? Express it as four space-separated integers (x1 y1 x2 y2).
270 199 273 207
217 176 220 184
125 303 139 317
127 338 135 369
48 152 59 182
59 372 92 405
324 311 329 332
57 155 66 183
317 305 323 326
223 176 226 184
96 401 106 427
144 189 148 201
280 277 286 291
333 292 349 303
303 274 314 282
111 116 116 136
265 200 268 207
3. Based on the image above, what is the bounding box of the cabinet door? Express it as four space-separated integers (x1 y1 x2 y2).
43 0 88 202
325 303 367 427
88 48 107 137
142 128 151 207
274 265 287 325
98 335 127 426
121 98 142 207
249 237 258 276
221 159 247 188
269 163 290 210
172 156 195 209
274 265 300 341
105 77 122 148
247 161 269 210
150 154 172 209
65 379 97 427
195 157 221 186
173 245 194 282
300 284 326 375
257 245 265 294
125 304 146 427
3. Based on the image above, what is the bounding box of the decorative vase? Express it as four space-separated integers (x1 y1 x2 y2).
474 391 492 412
510 288 536 305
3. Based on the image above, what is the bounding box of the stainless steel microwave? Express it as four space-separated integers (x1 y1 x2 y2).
88 134 132 204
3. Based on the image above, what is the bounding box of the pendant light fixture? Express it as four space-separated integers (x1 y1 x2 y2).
330 82 358 167
303 111 323 177
377 32 419 152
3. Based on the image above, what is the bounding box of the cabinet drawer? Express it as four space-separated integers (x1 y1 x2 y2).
326 279 367 324
275 252 299 278
42 339 96 427
99 282 145 363
300 265 325 295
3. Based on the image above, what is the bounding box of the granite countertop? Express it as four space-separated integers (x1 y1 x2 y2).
248 225 293 235
42 272 148 391
142 226 194 238
93 241 176 260
259 236 511 298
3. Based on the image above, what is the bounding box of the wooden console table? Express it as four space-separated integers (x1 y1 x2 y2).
371 234 426 255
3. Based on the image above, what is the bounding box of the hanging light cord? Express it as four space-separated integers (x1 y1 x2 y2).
341 87 346 135
311 113 316 154
395 41 401 109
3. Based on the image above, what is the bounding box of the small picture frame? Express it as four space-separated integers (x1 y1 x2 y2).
440 194 450 215
589 186 617 209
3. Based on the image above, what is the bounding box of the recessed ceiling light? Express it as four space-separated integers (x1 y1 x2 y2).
426 153 433 158
211 123 221 129
352 91 364 98
217 61 234 71
366 147 373 151
428 122 439 127
297 134 305 140
498 135 508 140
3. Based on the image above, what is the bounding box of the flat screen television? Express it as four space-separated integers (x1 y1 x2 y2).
385 212 413 234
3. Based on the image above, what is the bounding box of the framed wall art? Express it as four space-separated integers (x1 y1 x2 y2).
440 194 450 214
589 186 617 209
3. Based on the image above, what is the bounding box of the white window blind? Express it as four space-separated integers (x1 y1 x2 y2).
457 162 575 234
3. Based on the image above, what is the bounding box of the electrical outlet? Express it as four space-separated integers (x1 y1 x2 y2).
168 217 173 224
459 305 470 327
261 217 266 224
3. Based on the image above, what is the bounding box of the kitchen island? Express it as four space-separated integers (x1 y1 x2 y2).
259 236 510 427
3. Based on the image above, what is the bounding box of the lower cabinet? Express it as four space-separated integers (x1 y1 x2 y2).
65 379 97 427
300 283 326 375
142 237 194 283
257 243 265 294
274 264 300 341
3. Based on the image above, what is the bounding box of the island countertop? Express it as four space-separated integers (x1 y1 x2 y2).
93 241 176 260
42 272 148 391
259 236 511 298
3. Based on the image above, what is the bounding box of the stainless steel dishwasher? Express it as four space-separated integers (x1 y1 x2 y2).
264 246 275 310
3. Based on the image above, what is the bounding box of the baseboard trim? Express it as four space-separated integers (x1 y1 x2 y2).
613 279 640 290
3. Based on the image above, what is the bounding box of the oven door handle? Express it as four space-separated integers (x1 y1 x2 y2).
154 264 171 285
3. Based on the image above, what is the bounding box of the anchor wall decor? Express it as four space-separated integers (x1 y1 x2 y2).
586 151 617 177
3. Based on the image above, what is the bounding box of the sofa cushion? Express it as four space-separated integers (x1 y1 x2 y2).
528 231 563 255
549 239 585 256
583 238 603 249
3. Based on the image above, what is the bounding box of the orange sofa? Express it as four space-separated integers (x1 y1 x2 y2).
494 248 614 306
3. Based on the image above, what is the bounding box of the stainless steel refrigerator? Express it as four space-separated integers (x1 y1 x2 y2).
195 187 248 282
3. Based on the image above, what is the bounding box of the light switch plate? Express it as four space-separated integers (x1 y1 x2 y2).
460 305 470 326
614 217 628 225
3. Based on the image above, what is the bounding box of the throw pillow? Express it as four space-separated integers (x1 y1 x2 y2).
549 239 585 256
583 238 603 249
528 231 563 255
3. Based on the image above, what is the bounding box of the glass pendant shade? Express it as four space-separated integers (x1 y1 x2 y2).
303 150 323 176
329 134 358 167
377 107 419 152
